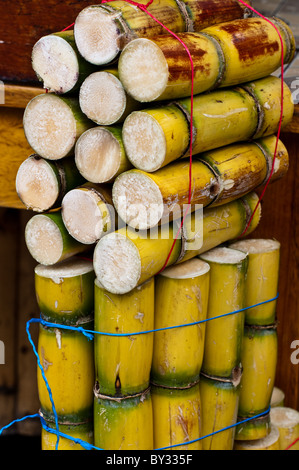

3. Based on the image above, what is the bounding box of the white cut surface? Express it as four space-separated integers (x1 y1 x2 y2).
80 71 126 125
270 407 299 427
122 111 166 172
16 156 59 212
200 246 248 264
35 257 94 281
23 94 77 160
75 127 122 183
112 172 164 230
160 258 210 280
119 38 169 102
93 232 142 294
32 35 79 93
229 238 280 254
74 6 120 65
62 188 106 244
25 215 63 265
271 386 285 407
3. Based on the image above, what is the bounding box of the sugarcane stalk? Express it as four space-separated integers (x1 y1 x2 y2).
75 126 132 184
122 76 293 172
228 238 280 325
118 16 295 102
235 412 271 441
199 246 248 379
151 382 202 450
112 134 288 230
270 407 299 450
199 370 242 450
23 94 95 160
152 258 210 388
25 211 88 266
93 192 261 295
235 324 278 440
31 30 97 94
40 412 94 451
233 424 280 450
74 0 250 66
94 386 153 450
34 257 95 326
15 154 86 213
37 322 94 423
61 183 114 245
271 387 285 408
94 277 154 397
79 69 142 126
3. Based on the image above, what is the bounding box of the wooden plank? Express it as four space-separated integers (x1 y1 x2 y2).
0 84 45 109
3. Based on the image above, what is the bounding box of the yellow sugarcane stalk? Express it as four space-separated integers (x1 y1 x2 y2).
35 257 95 325
40 412 94 451
233 424 280 450
37 322 94 422
118 17 295 102
270 407 299 450
228 238 280 325
122 76 293 172
199 246 248 379
235 324 278 441
94 277 154 397
199 370 241 450
152 258 210 388
151 382 202 450
94 386 153 450
235 412 271 441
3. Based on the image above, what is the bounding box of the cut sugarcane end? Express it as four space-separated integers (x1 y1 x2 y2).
35 257 94 282
234 424 280 450
271 387 285 407
74 6 121 65
25 215 64 265
112 172 164 230
122 112 167 172
159 258 210 280
23 94 77 160
79 71 127 125
200 246 248 265
93 232 142 294
62 188 108 244
75 127 123 183
15 156 60 212
229 238 280 255
32 35 80 94
270 407 299 428
119 38 169 102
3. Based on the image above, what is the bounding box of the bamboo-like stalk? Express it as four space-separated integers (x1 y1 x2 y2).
79 69 142 126
122 76 294 172
23 94 95 160
112 135 288 230
31 31 97 94
61 183 114 245
93 386 153 450
151 258 210 387
199 247 248 379
40 412 94 451
199 370 242 450
93 192 261 295
75 126 132 183
74 0 250 66
228 238 280 325
34 257 95 325
270 407 299 450
271 387 285 408
37 322 95 422
118 17 295 102
151 382 202 450
15 154 86 213
94 277 154 397
235 412 271 442
235 324 278 441
25 211 88 266
233 424 280 450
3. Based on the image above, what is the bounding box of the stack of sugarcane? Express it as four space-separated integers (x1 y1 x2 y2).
14 0 297 450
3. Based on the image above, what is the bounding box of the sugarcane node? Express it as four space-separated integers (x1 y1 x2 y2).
150 379 200 390
93 382 151 403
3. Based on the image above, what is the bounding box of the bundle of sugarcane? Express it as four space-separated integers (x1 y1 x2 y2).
228 239 280 442
34 257 95 450
270 407 299 450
